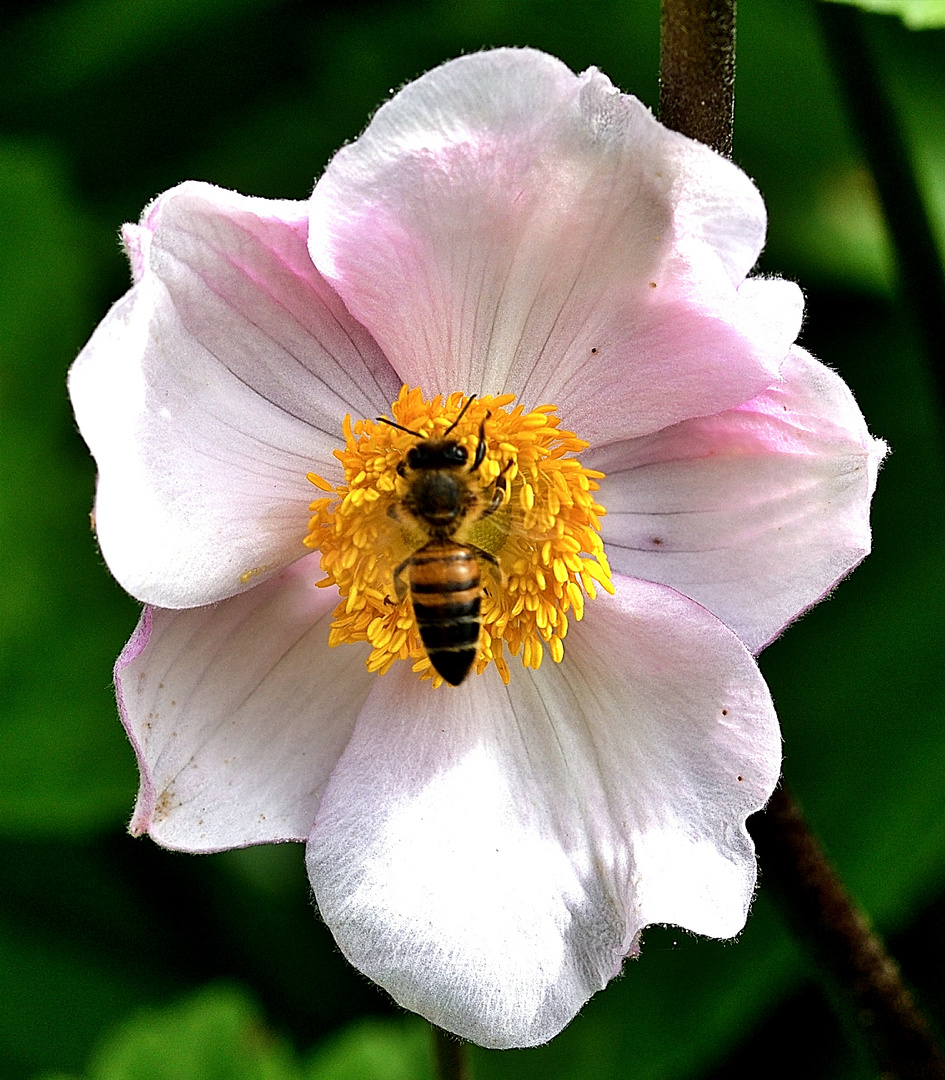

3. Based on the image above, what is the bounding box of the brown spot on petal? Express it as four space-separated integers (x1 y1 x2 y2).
153 785 181 822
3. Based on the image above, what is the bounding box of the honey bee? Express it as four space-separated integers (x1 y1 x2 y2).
379 397 510 686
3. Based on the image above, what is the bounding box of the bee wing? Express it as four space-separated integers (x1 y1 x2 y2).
464 500 513 559
462 499 533 587
376 507 429 600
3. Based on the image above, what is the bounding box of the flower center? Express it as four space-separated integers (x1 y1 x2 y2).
303 387 612 687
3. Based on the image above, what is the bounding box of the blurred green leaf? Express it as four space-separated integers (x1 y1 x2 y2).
864 11 945 265
737 0 896 291
0 867 161 1080
304 1017 434 1080
823 0 945 29
30 985 435 1080
0 0 285 98
0 141 139 839
33 984 297 1080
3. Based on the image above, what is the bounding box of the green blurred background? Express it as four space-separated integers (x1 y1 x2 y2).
1 0 943 1077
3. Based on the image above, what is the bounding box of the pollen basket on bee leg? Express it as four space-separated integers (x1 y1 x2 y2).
302 386 612 687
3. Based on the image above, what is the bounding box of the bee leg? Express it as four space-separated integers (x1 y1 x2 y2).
483 461 513 517
392 558 409 603
470 411 492 473
474 547 505 589
471 546 497 568
486 483 505 515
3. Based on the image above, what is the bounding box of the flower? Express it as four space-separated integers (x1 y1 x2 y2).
68 48 885 1048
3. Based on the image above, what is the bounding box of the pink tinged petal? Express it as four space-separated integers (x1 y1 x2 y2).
308 47 801 442
121 223 149 284
116 555 371 851
69 181 400 609
305 577 779 1048
591 347 888 653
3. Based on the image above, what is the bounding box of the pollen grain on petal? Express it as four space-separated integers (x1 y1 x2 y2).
303 386 610 685
239 565 269 584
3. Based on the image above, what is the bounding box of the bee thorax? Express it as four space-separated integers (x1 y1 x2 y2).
405 470 469 526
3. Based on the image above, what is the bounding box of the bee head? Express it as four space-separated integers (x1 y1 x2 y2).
378 396 486 482
405 440 468 472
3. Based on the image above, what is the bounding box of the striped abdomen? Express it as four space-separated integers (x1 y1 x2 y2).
409 540 481 686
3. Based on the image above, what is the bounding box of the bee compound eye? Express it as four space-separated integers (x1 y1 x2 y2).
445 443 467 465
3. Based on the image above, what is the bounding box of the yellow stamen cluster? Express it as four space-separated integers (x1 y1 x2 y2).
303 386 612 686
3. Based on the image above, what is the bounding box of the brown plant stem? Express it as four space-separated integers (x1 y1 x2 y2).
659 0 736 158
749 787 945 1080
431 1024 471 1080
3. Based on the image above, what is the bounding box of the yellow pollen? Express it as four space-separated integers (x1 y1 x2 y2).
303 386 612 687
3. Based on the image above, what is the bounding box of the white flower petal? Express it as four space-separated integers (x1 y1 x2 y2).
309 48 798 441
305 577 779 1048
591 347 888 652
69 181 400 608
116 555 371 850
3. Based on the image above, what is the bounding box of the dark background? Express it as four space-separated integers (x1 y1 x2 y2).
1 0 943 1077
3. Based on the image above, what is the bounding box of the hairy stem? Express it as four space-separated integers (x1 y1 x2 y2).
431 1024 471 1080
659 0 736 157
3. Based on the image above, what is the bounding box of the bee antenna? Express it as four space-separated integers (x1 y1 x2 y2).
444 394 476 435
376 416 423 436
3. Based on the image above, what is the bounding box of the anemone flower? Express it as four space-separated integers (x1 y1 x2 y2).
68 48 884 1048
